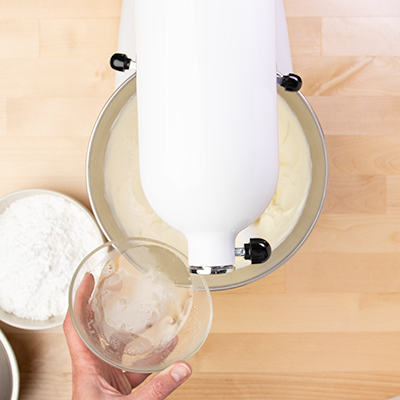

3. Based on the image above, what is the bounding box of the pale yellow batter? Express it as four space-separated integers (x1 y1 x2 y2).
103 94 312 268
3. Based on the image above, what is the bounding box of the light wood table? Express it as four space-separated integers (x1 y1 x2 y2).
1 0 400 399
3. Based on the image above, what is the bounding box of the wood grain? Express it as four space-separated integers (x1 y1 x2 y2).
7 98 107 137
293 56 400 97
299 214 400 253
387 176 400 214
0 98 6 136
285 253 400 293
220 266 286 295
287 17 321 57
0 19 39 58
0 58 114 98
1 1 400 399
38 0 122 18
211 292 400 333
0 0 41 19
190 333 400 373
0 0 121 18
40 19 119 58
307 96 400 136
167 372 400 400
323 175 386 214
0 137 87 178
322 18 400 56
284 0 400 17
326 135 400 175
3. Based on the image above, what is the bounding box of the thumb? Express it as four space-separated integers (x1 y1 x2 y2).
128 362 192 399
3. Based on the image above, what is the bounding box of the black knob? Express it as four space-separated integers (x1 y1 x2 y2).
110 53 132 72
244 238 272 264
278 73 302 92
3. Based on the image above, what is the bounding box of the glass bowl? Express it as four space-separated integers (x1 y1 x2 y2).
69 237 213 373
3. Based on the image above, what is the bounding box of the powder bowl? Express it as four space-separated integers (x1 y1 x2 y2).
0 189 104 330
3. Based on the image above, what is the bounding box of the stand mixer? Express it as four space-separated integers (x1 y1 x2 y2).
71 0 327 372
109 0 303 275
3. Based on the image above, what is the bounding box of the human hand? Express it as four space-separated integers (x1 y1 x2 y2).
64 311 192 399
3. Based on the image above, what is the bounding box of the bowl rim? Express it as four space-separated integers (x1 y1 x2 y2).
0 328 20 400
0 188 104 330
68 236 213 373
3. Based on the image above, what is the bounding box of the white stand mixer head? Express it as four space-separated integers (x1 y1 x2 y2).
134 0 279 273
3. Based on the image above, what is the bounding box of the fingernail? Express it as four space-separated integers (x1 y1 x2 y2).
170 364 191 383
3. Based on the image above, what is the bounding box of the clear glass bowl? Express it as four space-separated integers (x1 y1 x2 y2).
69 237 213 373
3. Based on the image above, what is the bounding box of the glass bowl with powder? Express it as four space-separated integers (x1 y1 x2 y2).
69 237 212 373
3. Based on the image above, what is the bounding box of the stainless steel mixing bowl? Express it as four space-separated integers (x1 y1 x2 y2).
0 328 19 400
87 74 328 290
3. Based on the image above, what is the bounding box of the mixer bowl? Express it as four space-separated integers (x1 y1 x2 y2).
87 74 328 290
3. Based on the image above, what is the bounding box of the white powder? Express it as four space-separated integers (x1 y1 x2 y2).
0 194 103 320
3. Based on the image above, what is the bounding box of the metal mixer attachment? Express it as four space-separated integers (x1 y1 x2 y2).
276 72 302 92
189 238 272 275
110 53 137 73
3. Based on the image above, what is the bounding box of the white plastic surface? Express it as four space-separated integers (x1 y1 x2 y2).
275 0 293 74
135 0 279 268
115 0 293 89
115 0 136 89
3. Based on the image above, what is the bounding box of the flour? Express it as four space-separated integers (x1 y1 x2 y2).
0 193 103 320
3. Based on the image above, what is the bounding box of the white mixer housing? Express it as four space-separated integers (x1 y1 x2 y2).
135 0 279 270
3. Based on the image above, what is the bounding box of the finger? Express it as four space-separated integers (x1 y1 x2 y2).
65 310 136 396
63 310 86 354
64 311 120 398
76 272 95 304
124 371 151 388
63 310 99 368
74 272 95 326
64 273 101 370
128 362 192 400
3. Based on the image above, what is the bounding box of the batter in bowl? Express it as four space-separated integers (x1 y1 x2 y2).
103 94 312 269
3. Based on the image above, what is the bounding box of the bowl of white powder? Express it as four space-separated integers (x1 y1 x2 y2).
69 237 212 373
0 189 104 330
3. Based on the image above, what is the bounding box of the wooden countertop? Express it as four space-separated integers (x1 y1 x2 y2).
1 0 400 399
